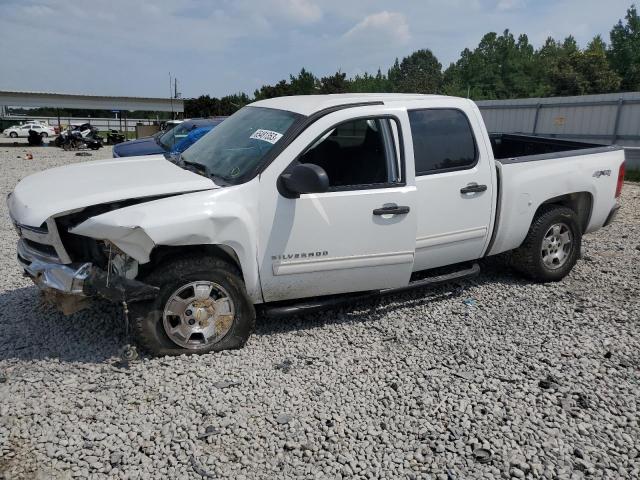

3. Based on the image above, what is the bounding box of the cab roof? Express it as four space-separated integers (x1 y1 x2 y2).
250 93 458 116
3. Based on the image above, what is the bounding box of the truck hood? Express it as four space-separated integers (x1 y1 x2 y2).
8 155 216 227
112 136 166 158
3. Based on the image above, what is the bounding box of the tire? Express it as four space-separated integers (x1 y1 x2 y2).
509 205 582 282
40 132 48 138
9 132 17 138
130 255 255 356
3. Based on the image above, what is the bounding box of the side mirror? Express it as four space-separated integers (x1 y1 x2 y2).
279 163 329 198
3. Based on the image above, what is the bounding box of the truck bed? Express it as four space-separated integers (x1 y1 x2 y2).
489 133 603 161
486 135 625 257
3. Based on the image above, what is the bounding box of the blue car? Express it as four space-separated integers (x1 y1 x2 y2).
170 126 213 156
112 118 224 158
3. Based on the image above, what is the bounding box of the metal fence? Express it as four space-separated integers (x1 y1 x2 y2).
476 92 640 171
1 115 159 134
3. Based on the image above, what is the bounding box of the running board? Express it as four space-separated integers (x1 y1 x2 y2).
381 262 480 295
261 262 480 318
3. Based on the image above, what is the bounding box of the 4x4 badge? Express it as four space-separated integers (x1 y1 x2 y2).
593 169 612 178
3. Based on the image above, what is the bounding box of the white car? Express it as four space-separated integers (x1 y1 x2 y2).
3 123 56 138
7 93 625 356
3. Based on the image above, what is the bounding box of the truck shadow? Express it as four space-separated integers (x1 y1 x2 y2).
254 259 529 338
0 285 126 363
0 260 528 362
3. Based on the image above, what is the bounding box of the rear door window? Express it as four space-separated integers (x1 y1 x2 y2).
408 109 477 175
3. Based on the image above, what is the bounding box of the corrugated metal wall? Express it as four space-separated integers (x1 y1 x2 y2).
476 92 640 170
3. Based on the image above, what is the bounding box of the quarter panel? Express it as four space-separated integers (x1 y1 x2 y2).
488 150 624 255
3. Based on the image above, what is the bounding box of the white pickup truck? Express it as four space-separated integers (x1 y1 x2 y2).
8 94 625 356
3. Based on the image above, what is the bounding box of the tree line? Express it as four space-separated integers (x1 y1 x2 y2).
185 5 640 117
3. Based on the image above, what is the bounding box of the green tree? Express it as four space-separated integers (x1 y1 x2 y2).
580 35 621 93
608 4 640 90
184 92 250 117
318 71 348 93
536 36 586 96
253 79 292 100
388 50 442 93
289 68 318 95
348 69 393 92
443 30 543 99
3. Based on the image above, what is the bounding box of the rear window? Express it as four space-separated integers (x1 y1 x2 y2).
408 109 477 175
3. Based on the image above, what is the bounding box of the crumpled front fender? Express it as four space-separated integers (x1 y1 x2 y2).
69 182 262 302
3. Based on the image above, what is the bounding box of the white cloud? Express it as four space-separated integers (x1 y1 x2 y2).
344 11 410 44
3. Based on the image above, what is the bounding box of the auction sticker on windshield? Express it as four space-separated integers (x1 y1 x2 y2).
250 129 283 144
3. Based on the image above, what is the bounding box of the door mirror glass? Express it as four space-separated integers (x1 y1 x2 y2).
280 163 329 198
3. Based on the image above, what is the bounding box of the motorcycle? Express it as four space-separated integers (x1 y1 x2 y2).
55 124 103 150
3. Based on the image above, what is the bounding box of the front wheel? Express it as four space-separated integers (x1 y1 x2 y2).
9 132 17 138
130 256 255 356
40 132 48 138
509 205 582 282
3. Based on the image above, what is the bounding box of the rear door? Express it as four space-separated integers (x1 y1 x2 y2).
404 99 496 270
257 106 417 302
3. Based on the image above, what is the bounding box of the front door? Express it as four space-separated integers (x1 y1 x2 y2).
258 107 417 302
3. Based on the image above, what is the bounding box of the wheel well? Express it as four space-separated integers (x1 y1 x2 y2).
535 192 593 233
142 244 244 280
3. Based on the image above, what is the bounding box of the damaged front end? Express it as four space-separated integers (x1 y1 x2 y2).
16 216 158 315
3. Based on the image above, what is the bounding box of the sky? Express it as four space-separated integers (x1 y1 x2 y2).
0 0 634 99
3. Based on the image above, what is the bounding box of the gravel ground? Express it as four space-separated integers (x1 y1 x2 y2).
0 146 638 480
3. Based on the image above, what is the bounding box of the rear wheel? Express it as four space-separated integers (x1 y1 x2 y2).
509 205 581 282
131 256 255 356
40 132 48 138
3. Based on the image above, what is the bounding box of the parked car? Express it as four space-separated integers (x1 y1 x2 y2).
167 126 214 159
162 119 183 132
3 123 56 138
7 94 625 356
112 119 223 158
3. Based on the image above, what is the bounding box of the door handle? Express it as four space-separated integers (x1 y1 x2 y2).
373 204 410 216
460 183 487 194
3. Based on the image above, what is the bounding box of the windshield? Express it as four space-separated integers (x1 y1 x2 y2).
159 122 191 149
180 106 301 183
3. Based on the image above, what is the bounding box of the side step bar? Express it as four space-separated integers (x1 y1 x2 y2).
381 262 480 295
261 262 480 318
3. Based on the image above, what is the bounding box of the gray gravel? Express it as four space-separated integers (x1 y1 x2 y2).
1 146 639 479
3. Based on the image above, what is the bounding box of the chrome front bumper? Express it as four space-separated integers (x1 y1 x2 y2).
18 239 91 295
17 238 159 305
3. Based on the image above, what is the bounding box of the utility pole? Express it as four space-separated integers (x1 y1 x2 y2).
173 77 182 119
169 72 174 119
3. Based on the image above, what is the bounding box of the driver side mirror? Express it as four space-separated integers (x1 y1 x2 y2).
279 163 329 198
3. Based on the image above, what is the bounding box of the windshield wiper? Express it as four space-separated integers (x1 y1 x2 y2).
179 158 229 186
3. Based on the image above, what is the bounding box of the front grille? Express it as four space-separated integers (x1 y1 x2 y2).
15 218 70 264
23 238 57 257
19 223 48 234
